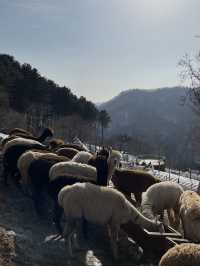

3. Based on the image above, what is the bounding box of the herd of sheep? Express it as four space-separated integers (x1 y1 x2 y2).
0 127 200 265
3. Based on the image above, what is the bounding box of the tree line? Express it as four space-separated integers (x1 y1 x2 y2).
0 54 110 144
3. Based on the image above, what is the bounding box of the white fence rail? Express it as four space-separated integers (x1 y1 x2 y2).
151 170 200 192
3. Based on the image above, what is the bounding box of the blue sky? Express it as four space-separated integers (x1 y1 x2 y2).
0 0 200 102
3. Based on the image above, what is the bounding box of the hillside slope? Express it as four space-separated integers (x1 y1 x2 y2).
100 87 200 167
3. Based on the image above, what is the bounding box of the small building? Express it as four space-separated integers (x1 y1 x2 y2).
138 158 166 171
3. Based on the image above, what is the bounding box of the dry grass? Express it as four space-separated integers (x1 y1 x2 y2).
0 227 15 266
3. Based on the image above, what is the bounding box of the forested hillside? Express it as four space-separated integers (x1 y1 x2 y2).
0 54 108 143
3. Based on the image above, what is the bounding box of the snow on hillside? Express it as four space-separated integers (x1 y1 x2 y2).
151 170 199 192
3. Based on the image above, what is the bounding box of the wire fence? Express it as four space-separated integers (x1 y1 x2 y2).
120 157 200 193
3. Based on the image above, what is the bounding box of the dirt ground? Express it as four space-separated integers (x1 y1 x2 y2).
0 163 159 266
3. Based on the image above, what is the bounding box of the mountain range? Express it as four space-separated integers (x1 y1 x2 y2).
99 87 200 168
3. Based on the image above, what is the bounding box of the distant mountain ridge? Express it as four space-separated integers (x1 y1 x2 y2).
100 87 193 134
99 87 199 168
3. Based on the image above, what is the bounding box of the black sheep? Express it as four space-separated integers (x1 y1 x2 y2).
29 154 109 234
3 140 47 186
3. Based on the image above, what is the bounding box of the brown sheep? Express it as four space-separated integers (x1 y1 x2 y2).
179 190 200 242
2 127 53 147
9 128 33 136
159 243 200 266
112 168 160 204
48 139 65 151
56 147 79 159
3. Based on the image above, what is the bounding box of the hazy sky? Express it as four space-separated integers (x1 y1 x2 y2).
0 0 200 102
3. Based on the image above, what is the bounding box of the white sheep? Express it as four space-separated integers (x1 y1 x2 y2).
71 151 93 164
49 161 97 183
141 181 184 228
107 149 122 181
179 190 200 242
58 182 164 259
71 148 122 182
2 137 43 155
46 161 98 233
17 150 58 185
71 148 121 183
159 243 200 266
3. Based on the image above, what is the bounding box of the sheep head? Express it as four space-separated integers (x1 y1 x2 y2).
154 218 165 233
43 127 54 138
97 146 110 159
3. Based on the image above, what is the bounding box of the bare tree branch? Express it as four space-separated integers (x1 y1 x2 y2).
179 52 200 114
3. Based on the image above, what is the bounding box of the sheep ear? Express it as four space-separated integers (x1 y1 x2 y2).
158 222 165 233
106 147 111 160
108 146 112 152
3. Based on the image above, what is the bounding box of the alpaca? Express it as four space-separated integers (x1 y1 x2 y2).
58 182 164 259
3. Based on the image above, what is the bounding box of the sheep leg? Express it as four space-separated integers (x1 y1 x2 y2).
82 218 89 240
31 186 44 217
173 204 180 229
5 167 21 187
134 192 142 206
63 219 76 257
109 223 119 260
180 214 187 238
3 172 9 186
3 166 9 186
72 232 79 250
167 209 173 225
72 219 84 250
13 169 21 187
2 157 8 186
68 233 74 258
160 210 164 221
53 203 63 235
124 192 137 206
